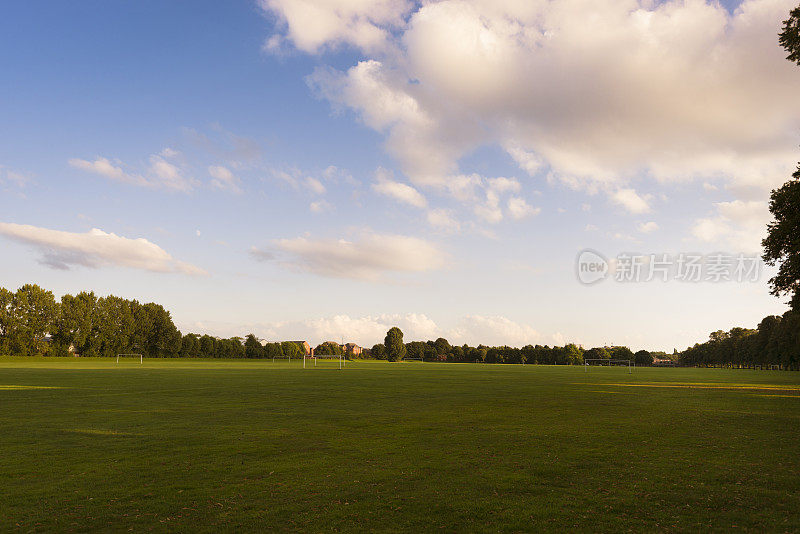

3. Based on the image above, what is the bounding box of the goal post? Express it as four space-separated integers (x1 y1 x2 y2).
116 353 143 364
584 358 632 374
304 352 344 369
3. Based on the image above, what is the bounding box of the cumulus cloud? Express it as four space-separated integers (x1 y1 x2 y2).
310 199 333 213
449 315 543 347
611 188 651 214
507 197 540 220
209 165 243 193
427 208 460 233
270 0 800 209
638 221 659 233
691 199 769 250
372 167 427 208
184 312 552 347
0 166 31 189
69 150 195 192
252 232 446 280
0 222 206 275
260 0 412 54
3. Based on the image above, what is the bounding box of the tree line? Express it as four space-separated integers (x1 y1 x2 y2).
2 284 666 364
359 327 660 366
679 309 800 370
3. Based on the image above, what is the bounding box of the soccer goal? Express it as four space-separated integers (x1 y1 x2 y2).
584 358 632 373
304 353 345 369
116 353 143 364
403 357 424 362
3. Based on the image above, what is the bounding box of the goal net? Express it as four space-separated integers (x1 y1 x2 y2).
584 358 632 373
116 353 143 364
402 357 424 362
304 353 345 369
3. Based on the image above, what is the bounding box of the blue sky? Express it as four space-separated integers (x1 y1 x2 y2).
1 0 799 350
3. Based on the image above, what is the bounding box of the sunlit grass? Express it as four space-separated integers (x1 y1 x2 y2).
1 357 798 532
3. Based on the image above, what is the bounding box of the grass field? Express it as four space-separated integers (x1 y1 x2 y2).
2 357 799 532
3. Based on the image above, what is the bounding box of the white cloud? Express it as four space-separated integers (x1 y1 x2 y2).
183 312 551 348
305 176 327 195
638 221 659 233
372 167 427 208
69 150 195 192
277 0 800 201
259 0 411 54
0 166 31 189
449 315 543 347
310 199 333 213
474 190 503 223
611 188 651 214
0 222 206 275
209 165 243 193
507 197 540 220
691 199 769 250
252 231 446 280
271 167 350 195
427 208 460 233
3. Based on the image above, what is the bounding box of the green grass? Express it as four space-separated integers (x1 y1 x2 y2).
1 358 799 532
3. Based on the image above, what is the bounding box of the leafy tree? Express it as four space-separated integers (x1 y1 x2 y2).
244 334 263 359
315 341 343 356
370 343 386 360
53 291 97 356
433 337 451 358
11 284 58 355
281 341 303 359
763 164 800 309
199 334 218 358
406 341 427 361
583 347 610 361
384 327 406 362
564 343 584 365
609 346 634 361
0 287 15 354
264 342 283 360
780 5 800 65
634 350 653 366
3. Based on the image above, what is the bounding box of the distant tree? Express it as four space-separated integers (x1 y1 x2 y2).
634 350 653 366
450 344 464 362
281 341 303 359
384 327 406 361
609 346 634 361
433 337 450 358
264 342 283 360
199 335 218 358
583 347 610 361
53 291 97 356
564 344 584 365
371 343 386 360
0 287 15 355
406 341 427 361
244 334 264 359
11 284 58 355
780 5 800 65
315 341 343 356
